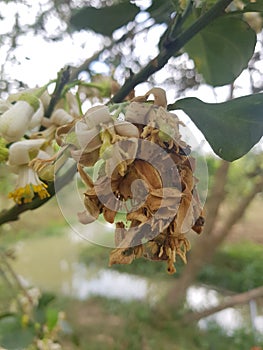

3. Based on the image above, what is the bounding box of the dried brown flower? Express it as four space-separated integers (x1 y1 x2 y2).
75 88 205 273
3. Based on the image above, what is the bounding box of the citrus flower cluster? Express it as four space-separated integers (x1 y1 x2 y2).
0 86 77 205
57 87 204 273
0 79 204 273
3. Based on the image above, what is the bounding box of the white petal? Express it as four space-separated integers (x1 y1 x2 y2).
28 100 44 129
0 101 34 142
75 120 101 151
84 105 112 128
50 108 74 126
8 138 46 165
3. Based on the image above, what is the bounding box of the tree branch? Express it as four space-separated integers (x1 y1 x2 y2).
110 0 233 103
183 285 263 323
46 66 71 118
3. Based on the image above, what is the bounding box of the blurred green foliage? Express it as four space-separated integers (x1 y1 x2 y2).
59 296 263 350
198 242 263 292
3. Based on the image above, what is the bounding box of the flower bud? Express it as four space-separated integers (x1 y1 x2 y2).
0 94 43 142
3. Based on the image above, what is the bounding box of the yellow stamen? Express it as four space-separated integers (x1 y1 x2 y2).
8 182 50 205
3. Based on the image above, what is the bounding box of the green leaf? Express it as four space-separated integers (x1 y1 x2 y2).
38 292 56 309
0 315 35 349
169 93 263 161
146 0 174 24
243 2 263 12
46 308 59 331
184 16 256 86
70 2 140 36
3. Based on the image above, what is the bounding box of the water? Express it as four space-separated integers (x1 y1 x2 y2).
11 229 152 302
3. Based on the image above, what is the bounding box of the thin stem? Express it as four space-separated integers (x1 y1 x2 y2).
45 66 71 118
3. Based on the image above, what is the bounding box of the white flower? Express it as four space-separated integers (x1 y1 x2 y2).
8 139 46 166
8 139 50 204
0 93 43 142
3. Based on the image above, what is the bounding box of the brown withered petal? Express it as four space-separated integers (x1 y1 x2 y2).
84 105 112 128
142 241 160 261
109 247 135 266
131 87 167 108
83 194 101 220
133 160 162 190
114 120 140 138
146 188 181 216
144 88 167 108
55 119 78 147
126 208 149 223
77 164 94 189
115 222 126 246
78 210 97 224
180 164 194 192
71 148 100 167
104 138 138 177
75 120 102 151
118 165 145 200
167 260 176 274
192 215 205 234
125 102 156 125
103 206 116 224
173 194 192 233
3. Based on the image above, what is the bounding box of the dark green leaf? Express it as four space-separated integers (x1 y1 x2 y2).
243 2 263 12
0 312 15 320
0 315 35 349
146 0 174 24
70 2 140 36
38 292 56 309
169 93 263 161
184 16 256 86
